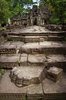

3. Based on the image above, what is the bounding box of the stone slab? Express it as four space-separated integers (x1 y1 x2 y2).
0 42 24 54
10 41 24 49
0 55 19 63
47 55 66 63
19 41 66 54
0 54 66 68
0 42 16 54
47 55 66 70
0 55 20 68
20 54 66 66
28 54 46 65
5 26 66 35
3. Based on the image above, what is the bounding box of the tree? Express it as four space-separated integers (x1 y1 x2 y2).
0 0 10 24
39 0 52 24
0 0 33 25
40 0 66 24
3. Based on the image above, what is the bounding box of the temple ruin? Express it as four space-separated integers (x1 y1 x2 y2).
11 5 49 27
0 4 66 100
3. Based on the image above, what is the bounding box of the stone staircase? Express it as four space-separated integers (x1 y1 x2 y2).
0 26 66 100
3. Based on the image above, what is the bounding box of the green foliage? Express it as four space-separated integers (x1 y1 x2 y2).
0 69 5 79
40 0 66 24
0 0 10 24
49 17 60 24
0 69 5 75
1 0 66 25
0 0 33 25
11 0 33 8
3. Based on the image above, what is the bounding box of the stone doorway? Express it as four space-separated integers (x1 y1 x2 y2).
33 18 37 25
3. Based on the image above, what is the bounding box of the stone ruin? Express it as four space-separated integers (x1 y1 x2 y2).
7 4 66 31
11 5 49 27
0 5 66 99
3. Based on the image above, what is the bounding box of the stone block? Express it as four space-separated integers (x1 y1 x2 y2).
47 67 63 82
10 66 44 87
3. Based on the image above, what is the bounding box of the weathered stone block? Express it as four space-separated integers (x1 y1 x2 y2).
10 66 44 87
47 67 63 82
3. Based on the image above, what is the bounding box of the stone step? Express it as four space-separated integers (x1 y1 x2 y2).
5 26 66 36
0 54 66 70
47 35 64 41
20 54 66 71
7 35 64 42
0 54 20 68
0 45 16 54
19 41 66 54
5 31 66 39
20 54 46 66
0 42 24 54
0 41 66 55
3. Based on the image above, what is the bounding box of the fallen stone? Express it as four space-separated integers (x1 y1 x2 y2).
47 67 63 82
10 66 44 87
